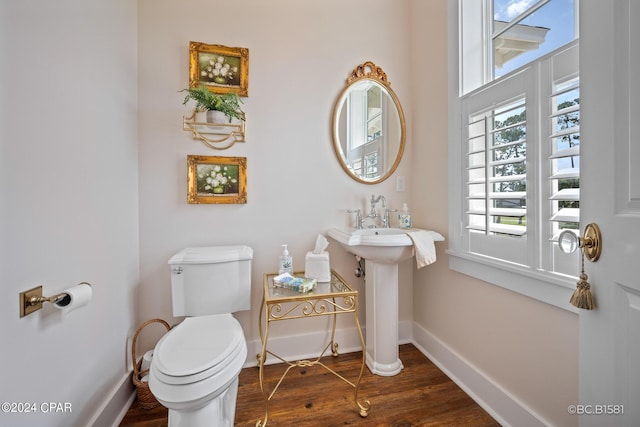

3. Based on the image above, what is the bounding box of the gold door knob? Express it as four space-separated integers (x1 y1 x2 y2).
558 223 602 262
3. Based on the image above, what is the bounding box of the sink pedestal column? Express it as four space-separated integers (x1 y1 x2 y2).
364 260 403 376
327 227 444 377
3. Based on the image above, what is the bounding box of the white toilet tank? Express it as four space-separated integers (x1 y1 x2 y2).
168 246 253 317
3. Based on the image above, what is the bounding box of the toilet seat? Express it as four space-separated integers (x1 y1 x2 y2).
152 314 244 385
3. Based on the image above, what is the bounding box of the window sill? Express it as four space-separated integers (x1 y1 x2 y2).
446 249 579 313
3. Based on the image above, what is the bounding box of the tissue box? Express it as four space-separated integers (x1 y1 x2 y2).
304 251 331 282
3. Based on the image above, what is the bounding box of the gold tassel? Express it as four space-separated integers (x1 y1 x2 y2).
570 248 595 310
570 273 595 310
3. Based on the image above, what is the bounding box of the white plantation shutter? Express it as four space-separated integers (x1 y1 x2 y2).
549 79 580 239
545 75 581 276
466 98 527 237
459 45 580 272
461 68 531 265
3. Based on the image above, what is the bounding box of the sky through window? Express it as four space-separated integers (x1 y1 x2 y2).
493 0 576 77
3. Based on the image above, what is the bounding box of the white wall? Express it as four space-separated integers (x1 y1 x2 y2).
0 1 139 426
136 0 415 350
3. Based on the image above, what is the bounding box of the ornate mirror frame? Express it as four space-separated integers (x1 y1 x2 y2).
331 61 406 184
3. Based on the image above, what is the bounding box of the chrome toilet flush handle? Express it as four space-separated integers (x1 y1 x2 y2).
171 267 183 275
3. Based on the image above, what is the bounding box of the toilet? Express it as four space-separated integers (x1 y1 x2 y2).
149 245 253 427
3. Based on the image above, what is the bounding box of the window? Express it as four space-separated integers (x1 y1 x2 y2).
492 0 577 79
460 0 578 95
449 0 580 309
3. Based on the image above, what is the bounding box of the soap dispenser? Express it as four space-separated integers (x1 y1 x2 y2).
398 203 412 229
279 244 293 274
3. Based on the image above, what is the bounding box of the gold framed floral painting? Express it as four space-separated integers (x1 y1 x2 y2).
189 41 249 96
187 155 247 204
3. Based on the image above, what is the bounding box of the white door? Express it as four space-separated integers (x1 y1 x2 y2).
580 1 640 425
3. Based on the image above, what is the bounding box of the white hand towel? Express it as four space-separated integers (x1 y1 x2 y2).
405 230 437 268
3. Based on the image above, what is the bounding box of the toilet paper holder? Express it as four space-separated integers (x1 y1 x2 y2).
19 282 92 318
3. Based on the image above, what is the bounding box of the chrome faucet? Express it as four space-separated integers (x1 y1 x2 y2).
368 194 383 220
350 195 391 229
368 194 391 228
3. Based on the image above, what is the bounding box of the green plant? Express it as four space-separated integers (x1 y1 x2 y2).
181 86 244 122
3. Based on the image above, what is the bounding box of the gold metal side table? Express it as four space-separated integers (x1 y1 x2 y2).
256 270 371 426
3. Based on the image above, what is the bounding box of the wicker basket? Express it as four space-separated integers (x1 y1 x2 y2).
131 318 171 409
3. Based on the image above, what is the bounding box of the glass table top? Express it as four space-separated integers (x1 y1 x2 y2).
263 270 356 302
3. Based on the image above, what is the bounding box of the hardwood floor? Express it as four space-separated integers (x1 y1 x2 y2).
120 344 499 427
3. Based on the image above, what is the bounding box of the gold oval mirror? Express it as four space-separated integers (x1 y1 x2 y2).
332 61 406 184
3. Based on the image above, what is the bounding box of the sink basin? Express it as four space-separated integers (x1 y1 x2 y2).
327 226 444 376
327 227 444 264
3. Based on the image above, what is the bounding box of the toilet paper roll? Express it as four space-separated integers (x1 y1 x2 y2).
140 350 153 372
54 282 92 314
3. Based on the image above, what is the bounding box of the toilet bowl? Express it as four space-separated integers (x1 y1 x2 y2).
149 314 247 426
148 246 253 427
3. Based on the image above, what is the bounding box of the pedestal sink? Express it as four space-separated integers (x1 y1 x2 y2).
327 227 444 376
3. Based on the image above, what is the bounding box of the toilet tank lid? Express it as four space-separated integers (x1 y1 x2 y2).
168 245 253 265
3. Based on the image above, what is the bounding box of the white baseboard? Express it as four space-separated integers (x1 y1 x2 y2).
411 322 550 427
87 369 135 427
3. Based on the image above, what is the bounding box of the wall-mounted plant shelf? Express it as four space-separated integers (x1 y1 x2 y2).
182 110 246 150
